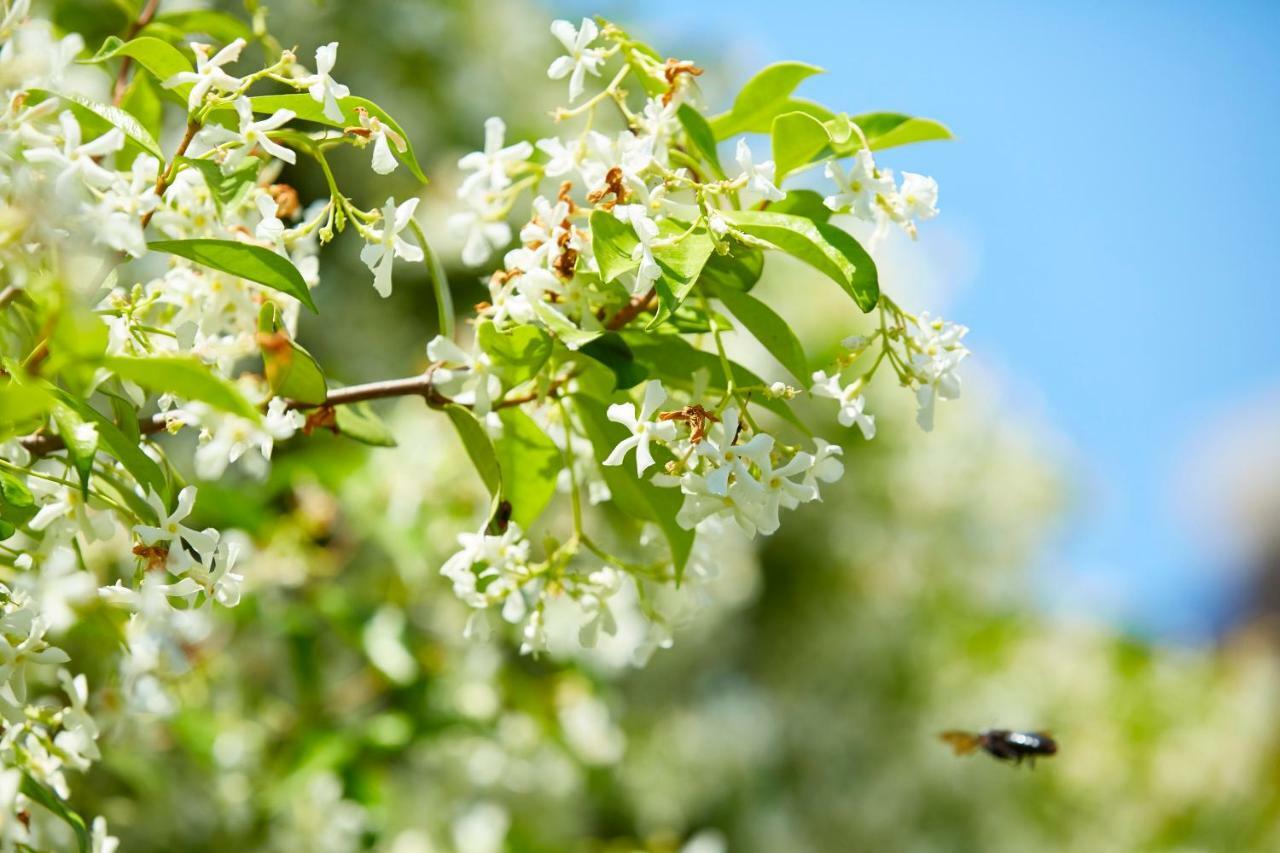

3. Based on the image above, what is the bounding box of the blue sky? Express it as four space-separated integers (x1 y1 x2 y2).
565 0 1280 638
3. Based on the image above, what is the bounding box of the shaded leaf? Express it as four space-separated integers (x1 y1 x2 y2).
714 287 809 384
494 408 562 529
334 403 397 447
444 404 501 495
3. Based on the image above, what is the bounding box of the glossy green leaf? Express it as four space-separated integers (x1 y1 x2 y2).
258 303 327 405
0 470 33 509
574 395 693 577
27 89 162 162
50 392 166 511
21 773 89 853
105 355 260 421
444 404 501 496
477 322 552 386
246 94 427 183
677 104 726 179
697 244 765 293
721 210 878 312
494 408 562 529
50 404 98 497
714 287 809 384
771 110 830 182
119 71 163 150
334 403 397 447
87 36 194 105
709 61 824 139
579 333 648 390
649 224 715 328
148 239 316 312
766 189 831 223
589 209 638 283
853 112 954 150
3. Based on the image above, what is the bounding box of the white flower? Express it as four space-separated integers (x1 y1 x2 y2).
23 111 123 193
613 204 661 293
757 451 817 534
164 39 247 112
547 18 606 103
255 193 284 246
893 171 940 238
355 107 406 175
90 816 119 853
695 406 773 494
803 438 845 493
449 203 511 267
134 485 219 565
603 380 678 476
0 613 70 703
535 135 582 177
193 400 300 481
577 566 621 648
675 468 768 537
823 149 896 221
359 197 423 297
298 42 350 123
810 370 876 439
227 97 296 167
908 313 968 431
93 154 161 257
427 335 503 416
457 117 533 198
735 139 785 202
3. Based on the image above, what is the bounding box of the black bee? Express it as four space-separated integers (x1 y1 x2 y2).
940 729 1057 767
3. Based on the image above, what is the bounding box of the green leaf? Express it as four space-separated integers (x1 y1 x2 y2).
0 470 33 509
176 157 259 216
50 392 165 512
26 89 162 162
714 287 808 384
853 112 953 150
444 404 501 496
697 244 765 293
258 303 327 405
589 209 638 283
709 61 824 139
0 384 52 438
148 239 316 312
86 36 194 106
766 189 831 224
334 403 397 447
20 773 89 853
677 104 726 179
530 300 603 350
649 224 715 328
770 110 830 183
104 355 261 421
119 71 163 150
106 392 141 445
578 334 648 390
621 333 807 432
493 408 562 529
477 322 552 386
815 222 880 313
146 9 254 43
573 395 693 577
245 94 427 183
50 404 99 497
721 210 878 312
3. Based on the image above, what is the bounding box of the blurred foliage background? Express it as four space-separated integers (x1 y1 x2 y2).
40 0 1280 850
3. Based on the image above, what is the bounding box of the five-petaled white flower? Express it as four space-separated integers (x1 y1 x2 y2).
547 18 606 103
811 370 876 439
426 335 503 417
360 197 423 297
164 39 247 112
613 204 662 293
24 111 122 194
226 97 296 168
823 149 895 221
457 117 533 198
735 139 786 202
603 380 678 476
298 42 350 123
134 486 219 567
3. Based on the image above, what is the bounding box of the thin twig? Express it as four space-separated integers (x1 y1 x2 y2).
605 286 657 330
111 0 161 107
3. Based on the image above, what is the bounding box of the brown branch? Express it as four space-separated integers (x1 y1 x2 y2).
605 286 657 330
19 367 578 456
112 0 161 107
139 119 200 230
0 286 22 310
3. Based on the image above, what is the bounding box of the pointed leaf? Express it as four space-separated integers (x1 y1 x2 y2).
148 239 316 312
709 61 824 139
494 408 562 529
104 355 261 421
714 287 808 384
